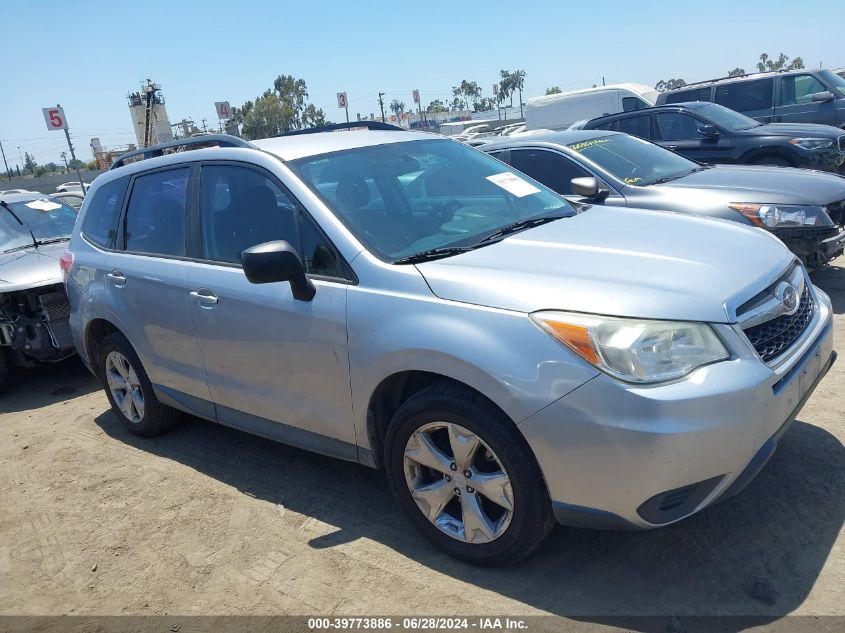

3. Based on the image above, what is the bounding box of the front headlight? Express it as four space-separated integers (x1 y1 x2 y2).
531 311 729 384
789 138 835 151
728 203 833 228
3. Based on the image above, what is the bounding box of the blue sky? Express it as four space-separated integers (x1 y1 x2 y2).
2 0 843 166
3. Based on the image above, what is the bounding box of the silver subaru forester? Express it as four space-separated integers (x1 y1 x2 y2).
65 129 835 565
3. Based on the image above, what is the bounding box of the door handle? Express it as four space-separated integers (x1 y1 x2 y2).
106 270 126 286
666 145 678 150
189 289 219 306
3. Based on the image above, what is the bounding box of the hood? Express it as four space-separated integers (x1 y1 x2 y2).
660 164 845 206
748 122 844 138
0 242 66 292
416 207 794 323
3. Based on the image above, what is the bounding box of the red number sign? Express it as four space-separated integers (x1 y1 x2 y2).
42 106 68 131
337 92 348 109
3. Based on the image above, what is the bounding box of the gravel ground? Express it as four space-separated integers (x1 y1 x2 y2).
1 256 843 629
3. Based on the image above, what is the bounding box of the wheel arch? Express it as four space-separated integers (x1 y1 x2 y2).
739 147 795 166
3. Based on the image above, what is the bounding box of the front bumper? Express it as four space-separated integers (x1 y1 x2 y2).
518 287 835 530
772 226 845 267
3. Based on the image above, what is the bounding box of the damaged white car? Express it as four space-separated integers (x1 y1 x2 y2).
0 192 78 389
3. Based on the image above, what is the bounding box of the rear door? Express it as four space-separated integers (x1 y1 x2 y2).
776 73 835 125
653 111 736 163
714 78 775 122
105 165 213 414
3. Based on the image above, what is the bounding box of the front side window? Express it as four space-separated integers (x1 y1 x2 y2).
124 168 189 257
1 198 78 253
614 114 651 139
200 165 298 265
818 69 845 98
288 139 574 263
567 134 697 186
508 149 590 195
780 74 828 105
81 177 129 248
655 112 705 141
715 78 773 112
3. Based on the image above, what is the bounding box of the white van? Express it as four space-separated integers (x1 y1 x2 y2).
524 83 658 131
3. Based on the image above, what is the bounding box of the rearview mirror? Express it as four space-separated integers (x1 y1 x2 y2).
570 177 610 199
697 124 719 138
811 91 835 103
241 240 316 301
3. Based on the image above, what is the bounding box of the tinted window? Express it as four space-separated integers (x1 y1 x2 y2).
615 114 651 139
300 215 345 278
655 112 704 141
689 102 760 131
818 69 845 97
200 165 299 265
509 149 590 195
622 97 649 112
1 198 78 253
289 139 573 263
567 135 696 186
715 78 773 112
590 120 615 131
664 87 712 104
81 177 128 248
780 74 828 105
124 168 188 257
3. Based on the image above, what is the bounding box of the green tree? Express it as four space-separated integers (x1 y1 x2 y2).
302 103 329 128
389 99 405 117
24 152 37 174
68 158 84 169
426 99 447 113
273 74 309 130
727 67 746 77
545 86 562 95
757 52 804 72
499 70 515 106
241 94 289 139
85 160 97 170
474 96 496 112
654 78 687 92
452 80 482 111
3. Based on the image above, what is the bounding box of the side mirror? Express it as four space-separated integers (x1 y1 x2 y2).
571 177 610 199
698 124 719 138
241 240 316 301
811 91 835 103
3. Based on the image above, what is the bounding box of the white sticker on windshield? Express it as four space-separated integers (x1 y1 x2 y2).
25 199 62 212
486 172 541 198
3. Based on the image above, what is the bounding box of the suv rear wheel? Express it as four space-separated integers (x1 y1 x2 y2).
384 382 554 566
97 331 180 436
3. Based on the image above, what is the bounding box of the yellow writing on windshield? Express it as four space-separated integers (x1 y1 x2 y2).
568 139 610 152
624 177 643 184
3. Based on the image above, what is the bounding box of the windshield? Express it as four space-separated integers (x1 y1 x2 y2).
0 198 78 253
691 102 761 131
819 70 845 98
288 138 574 262
567 134 698 186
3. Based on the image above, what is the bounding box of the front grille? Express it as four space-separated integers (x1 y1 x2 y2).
839 135 845 153
743 286 814 363
773 225 840 240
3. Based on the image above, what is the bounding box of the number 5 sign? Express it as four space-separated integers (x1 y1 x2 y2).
42 106 68 131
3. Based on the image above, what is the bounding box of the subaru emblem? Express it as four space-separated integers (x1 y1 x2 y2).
775 282 799 315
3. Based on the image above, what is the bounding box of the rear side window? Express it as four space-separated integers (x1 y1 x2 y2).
715 79 773 112
614 114 651 139
780 74 828 105
508 149 590 195
664 87 712 104
81 177 129 248
124 168 189 257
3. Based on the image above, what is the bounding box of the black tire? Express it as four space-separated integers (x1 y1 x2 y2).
384 382 554 566
0 349 9 393
751 155 792 167
97 331 180 437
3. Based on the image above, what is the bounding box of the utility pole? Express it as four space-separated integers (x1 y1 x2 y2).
17 146 23 167
201 118 208 132
0 139 11 181
53 104 87 193
60 151 69 173
378 92 386 123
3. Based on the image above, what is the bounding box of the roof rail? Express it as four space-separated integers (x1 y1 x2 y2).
276 121 405 137
110 134 254 170
670 69 796 91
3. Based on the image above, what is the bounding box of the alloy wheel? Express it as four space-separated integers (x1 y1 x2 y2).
403 421 513 543
105 351 144 424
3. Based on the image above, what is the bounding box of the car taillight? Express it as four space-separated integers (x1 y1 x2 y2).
59 250 74 283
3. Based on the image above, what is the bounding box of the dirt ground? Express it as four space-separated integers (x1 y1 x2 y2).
1 257 844 628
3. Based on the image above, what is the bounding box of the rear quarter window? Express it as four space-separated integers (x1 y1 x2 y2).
81 176 129 248
664 87 712 104
715 78 773 112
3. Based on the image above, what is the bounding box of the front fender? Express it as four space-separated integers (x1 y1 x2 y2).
347 286 599 451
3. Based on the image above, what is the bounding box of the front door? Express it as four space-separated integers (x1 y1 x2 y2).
777 74 835 125
654 111 736 163
186 162 355 445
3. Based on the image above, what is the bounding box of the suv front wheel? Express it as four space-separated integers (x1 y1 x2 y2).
97 331 180 436
384 382 554 565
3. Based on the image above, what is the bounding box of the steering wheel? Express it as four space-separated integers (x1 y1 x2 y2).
430 198 463 226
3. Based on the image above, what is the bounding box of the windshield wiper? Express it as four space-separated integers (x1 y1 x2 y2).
688 165 714 174
35 237 70 245
0 201 37 249
393 245 478 264
474 213 571 247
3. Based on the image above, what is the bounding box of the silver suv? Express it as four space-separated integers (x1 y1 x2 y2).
65 130 835 565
